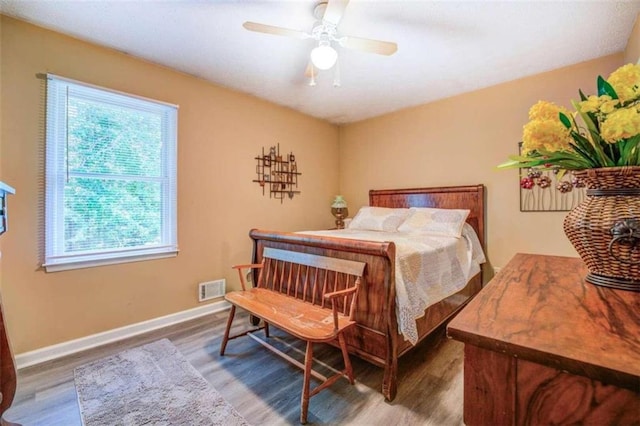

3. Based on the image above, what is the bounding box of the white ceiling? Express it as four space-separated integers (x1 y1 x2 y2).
1 0 639 124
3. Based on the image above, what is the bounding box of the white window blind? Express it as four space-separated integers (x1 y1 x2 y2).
44 75 178 272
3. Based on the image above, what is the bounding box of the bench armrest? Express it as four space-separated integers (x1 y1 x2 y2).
232 263 264 270
323 286 358 300
231 263 264 291
324 279 361 330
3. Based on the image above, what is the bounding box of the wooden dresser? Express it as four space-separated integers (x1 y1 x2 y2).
447 253 640 425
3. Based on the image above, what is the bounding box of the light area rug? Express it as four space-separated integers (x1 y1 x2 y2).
74 338 250 426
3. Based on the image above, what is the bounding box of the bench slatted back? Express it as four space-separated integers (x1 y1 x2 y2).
258 248 366 315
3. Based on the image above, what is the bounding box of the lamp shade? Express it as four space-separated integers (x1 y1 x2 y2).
311 44 338 70
331 195 347 209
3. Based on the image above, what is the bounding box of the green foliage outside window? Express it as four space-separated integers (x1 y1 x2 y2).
64 97 163 253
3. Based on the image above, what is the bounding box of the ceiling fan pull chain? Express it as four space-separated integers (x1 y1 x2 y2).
333 56 341 88
309 63 317 87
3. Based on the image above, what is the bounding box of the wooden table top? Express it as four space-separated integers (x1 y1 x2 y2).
448 253 640 391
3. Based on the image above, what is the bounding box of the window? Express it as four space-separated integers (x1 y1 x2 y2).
44 75 178 272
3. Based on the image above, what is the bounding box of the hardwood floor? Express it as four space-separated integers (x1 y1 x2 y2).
4 310 465 425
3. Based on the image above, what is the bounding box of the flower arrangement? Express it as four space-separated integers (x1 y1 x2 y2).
500 63 640 170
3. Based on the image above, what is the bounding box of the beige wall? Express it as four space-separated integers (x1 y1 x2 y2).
0 16 339 353
339 54 623 271
624 13 640 64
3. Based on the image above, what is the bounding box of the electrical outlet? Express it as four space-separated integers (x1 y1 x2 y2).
198 279 225 302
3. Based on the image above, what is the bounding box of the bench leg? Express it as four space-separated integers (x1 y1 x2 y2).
264 321 270 338
219 305 236 356
337 333 354 385
300 341 313 424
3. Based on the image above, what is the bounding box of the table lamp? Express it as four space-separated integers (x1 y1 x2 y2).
331 195 348 229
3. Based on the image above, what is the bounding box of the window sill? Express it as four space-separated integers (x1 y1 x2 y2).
43 250 179 272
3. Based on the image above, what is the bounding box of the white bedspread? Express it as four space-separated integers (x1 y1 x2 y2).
297 224 485 345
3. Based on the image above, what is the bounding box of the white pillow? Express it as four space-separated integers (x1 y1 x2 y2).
397 207 470 238
348 207 410 232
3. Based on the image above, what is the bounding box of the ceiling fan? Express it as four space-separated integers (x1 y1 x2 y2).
243 0 397 84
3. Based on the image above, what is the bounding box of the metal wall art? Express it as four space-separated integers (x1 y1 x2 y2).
253 144 301 203
518 143 586 212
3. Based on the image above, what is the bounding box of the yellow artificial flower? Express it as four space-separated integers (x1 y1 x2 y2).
522 118 572 154
600 98 620 114
578 95 619 114
579 95 604 113
528 100 572 121
600 106 640 143
607 63 640 104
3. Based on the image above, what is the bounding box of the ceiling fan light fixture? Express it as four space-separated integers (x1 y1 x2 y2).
310 43 338 70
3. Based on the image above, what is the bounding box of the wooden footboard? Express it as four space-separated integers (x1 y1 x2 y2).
248 184 486 401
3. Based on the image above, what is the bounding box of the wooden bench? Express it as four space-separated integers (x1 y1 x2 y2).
219 247 366 424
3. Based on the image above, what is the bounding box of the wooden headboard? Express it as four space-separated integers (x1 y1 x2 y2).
369 184 485 250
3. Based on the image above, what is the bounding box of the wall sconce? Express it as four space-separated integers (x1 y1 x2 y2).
331 195 348 229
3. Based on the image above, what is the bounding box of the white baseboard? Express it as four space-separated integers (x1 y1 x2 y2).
15 300 231 370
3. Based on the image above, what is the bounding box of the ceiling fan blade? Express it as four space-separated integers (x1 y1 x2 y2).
243 22 311 40
322 0 349 26
340 36 398 56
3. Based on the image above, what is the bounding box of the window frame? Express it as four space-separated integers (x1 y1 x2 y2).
44 74 178 272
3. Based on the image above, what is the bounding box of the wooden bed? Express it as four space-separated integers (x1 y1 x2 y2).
248 184 485 401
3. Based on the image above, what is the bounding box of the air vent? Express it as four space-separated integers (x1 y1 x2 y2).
198 279 225 302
